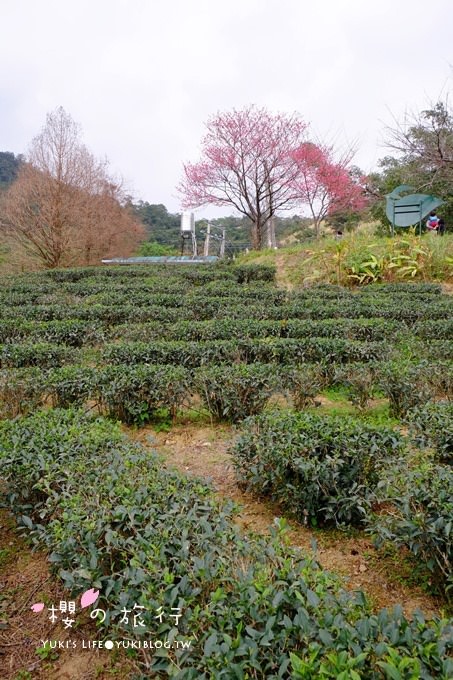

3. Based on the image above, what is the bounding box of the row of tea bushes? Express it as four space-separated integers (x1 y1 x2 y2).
2 359 452 423
36 262 277 284
112 317 404 343
0 316 442 346
0 342 78 368
101 338 389 367
1 408 452 678
2 298 451 325
0 364 288 425
0 275 441 298
0 320 106 346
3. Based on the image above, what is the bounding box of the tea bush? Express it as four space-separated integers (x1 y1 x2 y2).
368 460 453 597
195 363 278 422
406 401 453 464
46 366 98 408
232 263 276 283
334 364 377 411
0 367 46 418
231 411 403 526
377 361 437 418
279 365 324 409
0 342 78 368
413 319 453 340
96 364 191 424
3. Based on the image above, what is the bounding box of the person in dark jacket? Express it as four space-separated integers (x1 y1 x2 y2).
438 217 446 235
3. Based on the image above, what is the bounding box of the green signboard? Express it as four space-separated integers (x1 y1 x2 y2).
385 185 444 235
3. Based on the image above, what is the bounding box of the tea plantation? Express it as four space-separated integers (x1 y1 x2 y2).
0 263 452 678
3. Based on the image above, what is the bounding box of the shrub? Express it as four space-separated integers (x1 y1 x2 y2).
232 263 276 283
195 364 277 422
0 342 78 369
97 364 191 425
0 368 46 418
231 411 403 526
377 361 437 418
280 365 324 409
334 364 377 411
101 340 242 367
413 319 453 340
46 366 98 408
31 320 106 347
368 461 453 596
406 401 453 464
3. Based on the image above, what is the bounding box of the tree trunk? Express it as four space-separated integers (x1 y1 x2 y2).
251 221 259 250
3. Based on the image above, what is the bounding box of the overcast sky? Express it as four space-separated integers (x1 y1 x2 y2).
1 0 452 218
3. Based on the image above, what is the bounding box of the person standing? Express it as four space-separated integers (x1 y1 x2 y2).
438 217 446 235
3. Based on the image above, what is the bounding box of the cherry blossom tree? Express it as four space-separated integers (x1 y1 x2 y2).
179 106 308 249
292 142 367 237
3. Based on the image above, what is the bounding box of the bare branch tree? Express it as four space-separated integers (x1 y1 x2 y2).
0 107 144 268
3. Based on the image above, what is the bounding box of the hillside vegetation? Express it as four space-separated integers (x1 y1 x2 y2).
238 229 453 288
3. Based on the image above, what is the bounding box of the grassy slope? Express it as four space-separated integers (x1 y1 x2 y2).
237 228 453 288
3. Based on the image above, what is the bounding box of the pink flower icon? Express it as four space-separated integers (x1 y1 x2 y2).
31 603 45 613
80 588 99 609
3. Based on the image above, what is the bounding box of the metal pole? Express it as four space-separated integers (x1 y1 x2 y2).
219 228 226 258
204 222 211 257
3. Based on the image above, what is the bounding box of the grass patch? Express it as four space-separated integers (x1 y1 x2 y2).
237 229 453 286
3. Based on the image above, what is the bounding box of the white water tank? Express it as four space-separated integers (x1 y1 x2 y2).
181 212 195 233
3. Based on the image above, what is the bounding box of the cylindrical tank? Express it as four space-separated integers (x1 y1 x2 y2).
181 212 195 233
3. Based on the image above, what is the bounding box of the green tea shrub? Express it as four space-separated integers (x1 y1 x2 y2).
368 461 453 596
366 282 442 295
334 364 377 411
195 364 277 422
97 364 191 425
413 319 453 340
165 318 282 341
28 320 106 347
377 361 437 418
46 366 98 408
428 340 453 361
0 342 78 368
0 320 33 342
0 368 46 418
231 411 403 526
102 340 242 367
232 263 276 283
279 365 324 409
430 362 453 399
406 401 453 464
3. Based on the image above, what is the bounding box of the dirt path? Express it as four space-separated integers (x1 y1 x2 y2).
131 422 443 620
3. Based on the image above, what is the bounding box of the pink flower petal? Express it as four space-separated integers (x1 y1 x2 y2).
80 588 99 609
31 602 45 613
